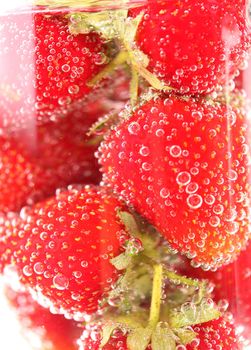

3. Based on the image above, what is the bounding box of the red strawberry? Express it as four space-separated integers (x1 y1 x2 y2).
5 286 82 350
130 0 251 95
0 11 106 131
1 186 129 318
99 94 251 269
77 317 241 350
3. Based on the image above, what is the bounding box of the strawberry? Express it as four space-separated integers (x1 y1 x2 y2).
5 286 82 350
1 186 129 318
99 94 251 269
77 316 240 350
0 11 107 131
130 0 251 95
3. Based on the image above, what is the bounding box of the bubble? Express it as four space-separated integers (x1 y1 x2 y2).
53 274 69 290
142 162 152 171
23 265 33 277
226 169 238 181
176 171 191 186
34 262 45 275
225 222 239 235
139 146 150 157
61 64 70 72
191 111 203 121
204 194 215 205
213 204 224 215
209 216 220 227
156 128 164 137
68 84 80 95
73 271 82 279
170 145 182 157
187 194 203 209
81 261 88 268
209 129 217 138
58 96 71 106
126 238 143 255
186 182 199 194
128 122 140 135
190 167 199 175
160 188 170 198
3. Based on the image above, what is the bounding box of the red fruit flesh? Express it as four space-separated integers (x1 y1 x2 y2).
5 286 82 350
0 11 106 131
187 317 241 349
1 186 128 318
99 94 251 269
130 0 250 94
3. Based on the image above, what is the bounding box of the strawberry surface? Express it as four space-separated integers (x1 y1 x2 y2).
0 11 106 131
99 94 251 269
5 286 82 350
1 186 129 318
130 0 251 95
186 317 241 349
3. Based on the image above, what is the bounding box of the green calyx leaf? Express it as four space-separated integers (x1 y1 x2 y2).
127 327 153 350
68 10 128 41
100 324 119 348
110 251 132 270
169 299 221 329
118 210 140 237
173 327 197 345
100 314 145 348
110 211 145 270
151 323 176 350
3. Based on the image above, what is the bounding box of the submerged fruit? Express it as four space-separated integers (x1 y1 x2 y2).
130 0 251 94
1 186 129 318
99 94 251 269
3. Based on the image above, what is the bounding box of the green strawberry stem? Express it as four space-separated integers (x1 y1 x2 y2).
148 264 163 328
66 10 174 105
